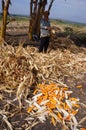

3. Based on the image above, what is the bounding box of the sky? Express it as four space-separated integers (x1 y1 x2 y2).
0 0 86 24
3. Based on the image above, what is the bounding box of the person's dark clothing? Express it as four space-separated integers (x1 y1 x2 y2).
39 36 50 53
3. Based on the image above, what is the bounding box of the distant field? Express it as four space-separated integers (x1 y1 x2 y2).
51 19 86 33
0 14 86 25
0 14 29 21
0 14 86 35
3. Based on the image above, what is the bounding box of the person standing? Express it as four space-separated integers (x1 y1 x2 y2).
39 11 51 53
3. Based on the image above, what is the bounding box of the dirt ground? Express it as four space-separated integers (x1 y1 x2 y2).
0 21 86 130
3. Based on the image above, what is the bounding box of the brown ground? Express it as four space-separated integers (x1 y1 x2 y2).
0 21 86 130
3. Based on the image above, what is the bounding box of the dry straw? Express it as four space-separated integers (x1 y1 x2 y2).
0 43 86 129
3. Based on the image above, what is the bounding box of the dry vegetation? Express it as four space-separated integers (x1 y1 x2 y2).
0 20 86 130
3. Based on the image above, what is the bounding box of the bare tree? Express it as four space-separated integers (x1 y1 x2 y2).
28 0 55 40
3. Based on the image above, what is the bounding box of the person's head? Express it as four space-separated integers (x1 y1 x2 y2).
43 11 50 18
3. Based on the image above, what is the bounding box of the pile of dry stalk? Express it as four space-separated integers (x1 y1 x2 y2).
0 41 86 130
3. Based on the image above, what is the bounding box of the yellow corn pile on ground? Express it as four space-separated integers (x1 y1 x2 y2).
27 82 80 129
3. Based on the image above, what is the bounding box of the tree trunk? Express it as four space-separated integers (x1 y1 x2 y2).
28 0 34 40
28 0 48 40
0 0 10 40
33 0 47 37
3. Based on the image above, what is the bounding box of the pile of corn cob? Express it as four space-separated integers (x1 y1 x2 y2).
27 82 80 129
